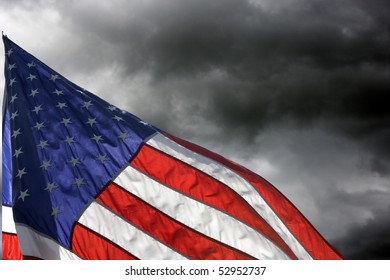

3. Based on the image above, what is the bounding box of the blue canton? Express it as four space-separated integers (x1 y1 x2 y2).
3 36 159 248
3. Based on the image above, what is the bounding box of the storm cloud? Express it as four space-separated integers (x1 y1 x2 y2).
333 207 390 259
1 0 389 259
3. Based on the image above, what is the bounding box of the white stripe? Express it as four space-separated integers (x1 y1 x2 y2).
15 224 81 260
2 206 16 234
114 165 290 260
147 133 313 260
78 201 187 260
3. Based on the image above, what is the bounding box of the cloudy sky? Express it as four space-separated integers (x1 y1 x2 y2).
1 0 389 259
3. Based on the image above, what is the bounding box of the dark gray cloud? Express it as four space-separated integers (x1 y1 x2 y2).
1 0 389 259
332 207 390 259
46 0 390 163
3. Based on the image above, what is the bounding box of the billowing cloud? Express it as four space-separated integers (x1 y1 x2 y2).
333 207 390 259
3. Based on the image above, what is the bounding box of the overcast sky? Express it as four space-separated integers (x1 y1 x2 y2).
1 0 389 259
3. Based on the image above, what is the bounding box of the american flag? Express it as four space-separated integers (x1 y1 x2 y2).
2 35 342 260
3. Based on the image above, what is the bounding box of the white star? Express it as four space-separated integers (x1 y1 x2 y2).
51 206 61 218
113 115 123 122
64 136 76 145
118 131 129 140
107 105 117 111
16 168 27 179
50 74 60 82
26 74 37 81
86 117 97 126
45 182 57 192
68 156 80 166
139 121 149 126
74 177 86 188
9 78 16 87
8 63 16 70
96 154 108 163
10 111 19 120
82 100 93 109
6 48 13 57
61 118 72 126
10 94 18 103
56 102 67 109
32 105 43 114
27 61 36 68
18 189 30 202
34 122 45 130
37 140 49 149
40 160 52 170
53 89 64 96
12 128 22 138
91 134 103 143
30 89 39 97
13 147 23 158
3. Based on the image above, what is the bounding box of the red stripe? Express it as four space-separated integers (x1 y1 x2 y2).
71 223 138 260
2 232 22 260
164 133 344 260
97 182 255 260
131 144 298 259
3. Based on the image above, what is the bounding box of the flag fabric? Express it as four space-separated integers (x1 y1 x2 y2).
2 42 23 260
2 35 343 260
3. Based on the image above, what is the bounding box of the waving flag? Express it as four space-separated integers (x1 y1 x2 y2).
2 35 343 260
